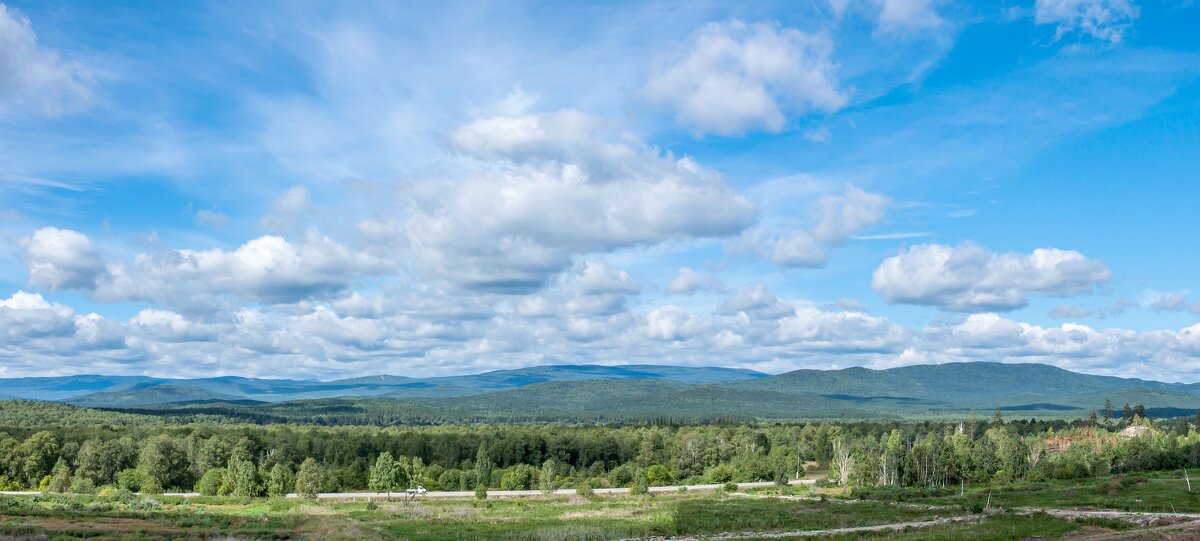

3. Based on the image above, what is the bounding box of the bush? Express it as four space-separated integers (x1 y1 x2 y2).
68 477 96 494
141 476 164 495
969 503 985 514
196 468 225 496
475 483 487 500
116 469 144 492
646 465 673 486
723 482 738 492
575 479 595 497
97 486 131 498
630 481 649 495
365 500 378 511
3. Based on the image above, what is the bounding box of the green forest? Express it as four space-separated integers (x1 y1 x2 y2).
1 399 1197 499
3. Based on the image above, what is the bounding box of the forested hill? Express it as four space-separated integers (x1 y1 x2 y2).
0 364 766 406
1 361 1197 423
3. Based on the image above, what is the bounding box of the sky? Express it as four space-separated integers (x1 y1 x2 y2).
2 0 1200 382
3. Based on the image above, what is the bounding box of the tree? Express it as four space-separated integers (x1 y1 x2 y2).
368 452 408 493
500 464 537 491
645 465 672 486
226 453 262 497
295 458 324 499
993 410 1004 427
1133 404 1147 419
831 439 855 494
76 439 124 486
1103 399 1115 428
138 435 190 490
1122 403 1134 426
475 443 493 488
267 463 294 497
539 459 558 494
19 431 59 485
1088 409 1098 428
45 458 71 493
196 468 225 496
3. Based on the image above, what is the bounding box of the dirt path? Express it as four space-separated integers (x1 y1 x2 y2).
618 515 983 540
1015 507 1200 526
1058 519 1200 540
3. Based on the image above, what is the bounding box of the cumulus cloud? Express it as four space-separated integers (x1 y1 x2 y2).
667 267 722 295
1144 291 1200 313
406 110 757 292
0 4 91 116
872 243 1110 312
646 20 847 136
15 227 391 309
97 231 392 307
1035 0 1139 43
760 184 889 268
18 227 106 290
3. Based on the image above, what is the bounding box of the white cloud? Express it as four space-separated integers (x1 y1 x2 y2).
129 309 223 343
875 0 944 36
1049 305 1093 318
194 209 231 228
96 231 392 307
811 185 890 244
406 110 757 292
16 229 392 309
259 186 313 233
0 4 91 116
646 305 703 341
667 267 722 295
760 184 890 268
646 20 847 136
1144 291 1200 313
872 243 1110 311
1035 0 1139 43
18 227 106 290
0 290 76 340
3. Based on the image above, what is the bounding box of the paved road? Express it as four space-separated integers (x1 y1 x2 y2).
2 479 815 500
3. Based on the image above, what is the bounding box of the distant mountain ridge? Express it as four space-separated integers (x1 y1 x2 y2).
1 362 1197 420
0 364 766 406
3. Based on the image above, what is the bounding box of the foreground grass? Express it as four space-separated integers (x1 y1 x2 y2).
673 497 954 535
0 480 1167 541
848 470 1200 514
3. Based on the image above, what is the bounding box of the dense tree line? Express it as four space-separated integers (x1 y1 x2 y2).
1 405 1197 497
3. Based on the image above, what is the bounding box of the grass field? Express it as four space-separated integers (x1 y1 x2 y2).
0 482 1172 541
844 470 1200 514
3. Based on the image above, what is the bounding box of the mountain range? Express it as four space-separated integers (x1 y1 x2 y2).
1 362 1197 421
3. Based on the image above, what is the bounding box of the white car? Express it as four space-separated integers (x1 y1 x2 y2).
405 485 427 496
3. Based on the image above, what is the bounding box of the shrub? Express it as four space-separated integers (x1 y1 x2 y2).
474 483 487 500
97 486 130 498
723 482 738 493
575 479 595 497
116 469 144 492
196 468 225 496
68 477 96 494
141 476 164 495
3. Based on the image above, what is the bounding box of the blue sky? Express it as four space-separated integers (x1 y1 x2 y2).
2 0 1200 381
